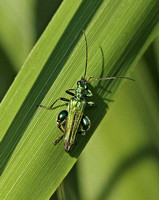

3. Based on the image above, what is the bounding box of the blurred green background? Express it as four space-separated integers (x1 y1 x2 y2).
0 1 159 200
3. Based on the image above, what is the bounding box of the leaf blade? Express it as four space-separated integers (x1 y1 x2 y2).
1 0 159 199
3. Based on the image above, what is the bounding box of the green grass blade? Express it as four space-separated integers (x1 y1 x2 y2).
1 0 159 199
0 0 36 70
78 43 159 200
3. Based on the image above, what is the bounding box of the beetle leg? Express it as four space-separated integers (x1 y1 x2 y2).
85 89 93 97
66 89 75 96
38 97 69 110
54 110 68 145
87 101 96 106
54 132 65 145
56 110 68 131
78 116 91 135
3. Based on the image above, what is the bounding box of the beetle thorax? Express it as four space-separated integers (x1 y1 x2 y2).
75 79 87 100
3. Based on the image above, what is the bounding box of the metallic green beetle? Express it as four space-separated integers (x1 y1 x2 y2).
38 31 133 151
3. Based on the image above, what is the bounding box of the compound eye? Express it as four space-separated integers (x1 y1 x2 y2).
77 81 81 85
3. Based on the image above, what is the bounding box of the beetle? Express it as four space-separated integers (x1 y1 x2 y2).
38 31 134 151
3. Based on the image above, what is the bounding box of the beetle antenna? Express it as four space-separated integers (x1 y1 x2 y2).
82 30 88 79
88 76 135 82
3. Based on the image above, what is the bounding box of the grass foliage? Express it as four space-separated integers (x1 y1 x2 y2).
1 0 159 199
